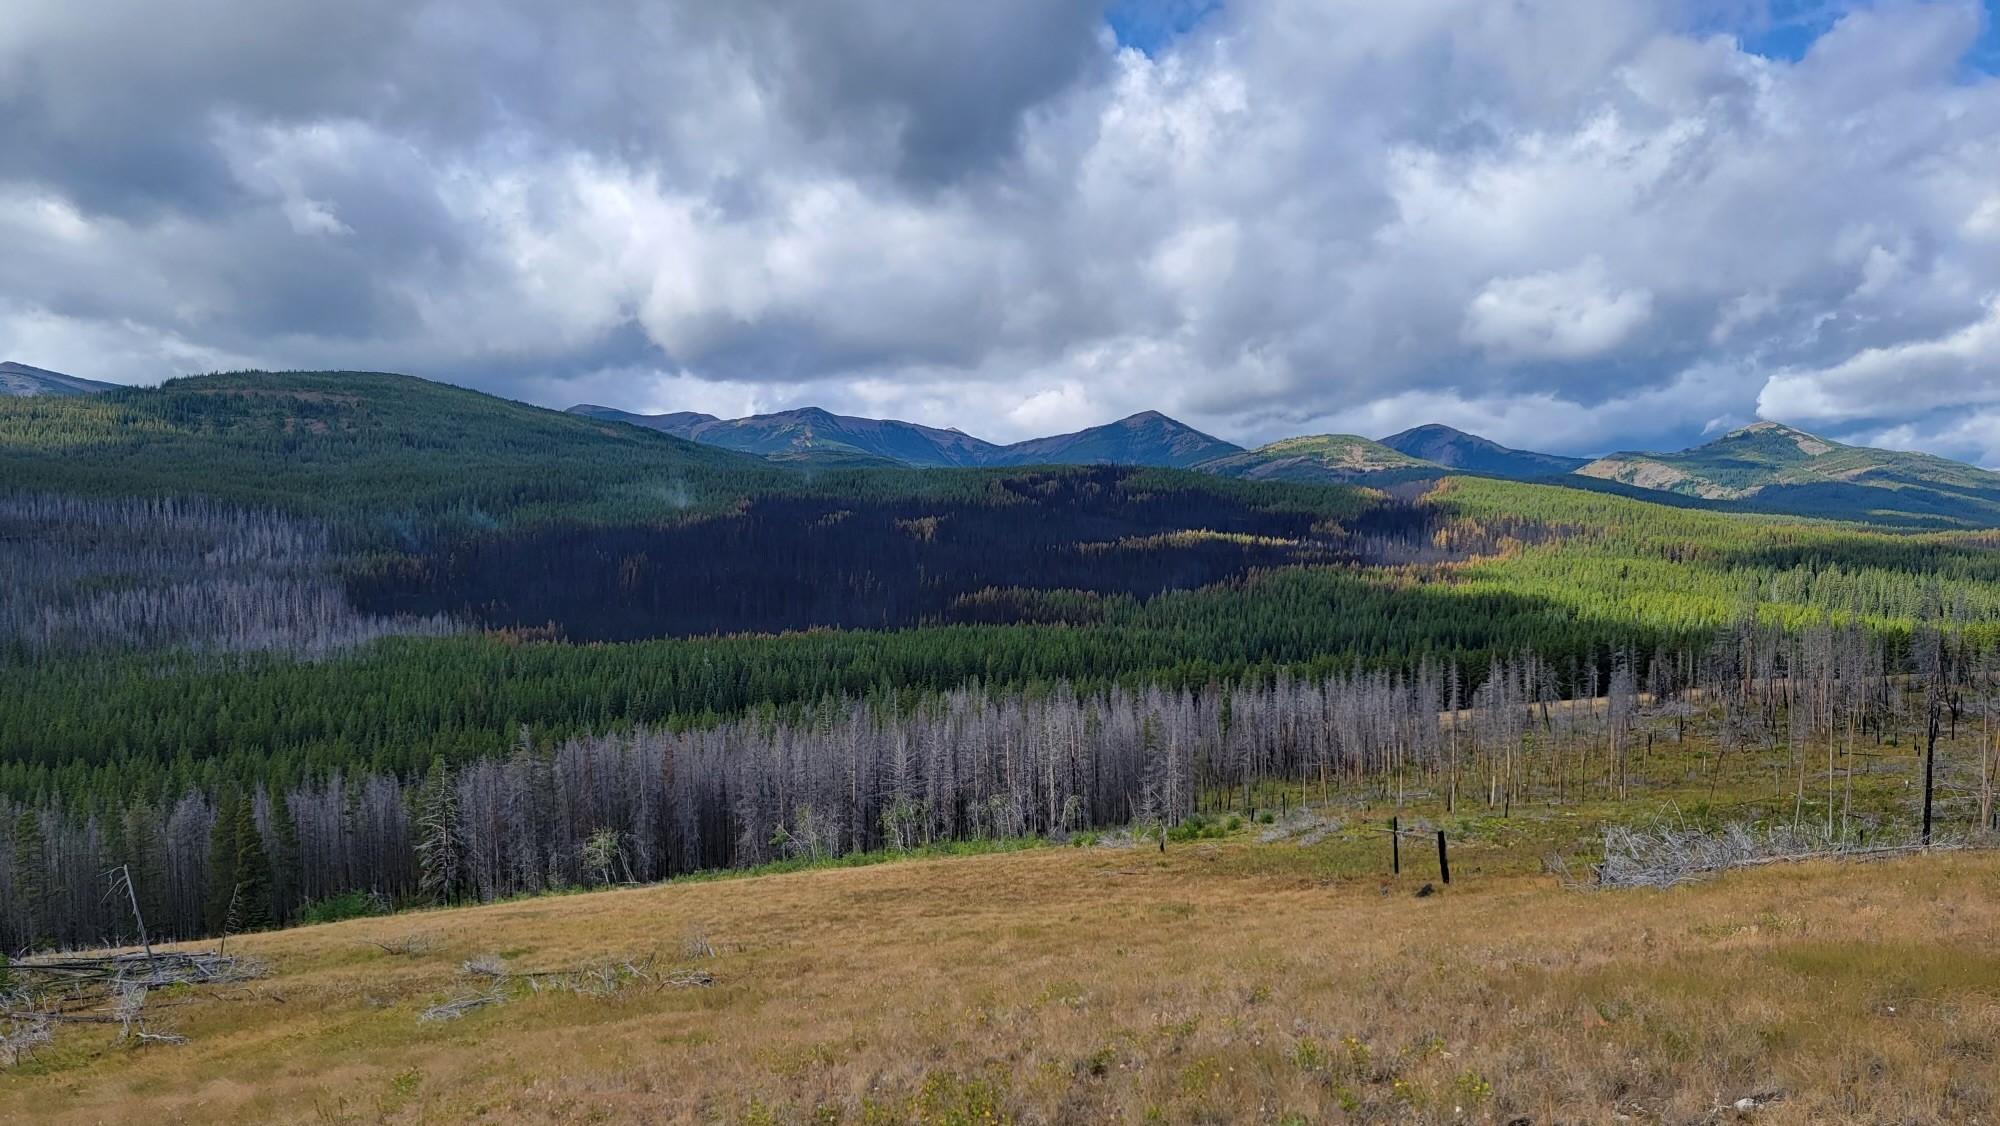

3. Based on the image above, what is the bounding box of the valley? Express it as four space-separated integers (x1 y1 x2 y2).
5 369 2000 1124
13 6 2000 1122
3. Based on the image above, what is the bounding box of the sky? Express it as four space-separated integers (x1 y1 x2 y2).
4 1 2000 461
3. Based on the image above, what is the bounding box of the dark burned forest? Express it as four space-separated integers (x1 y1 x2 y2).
346 467 1453 640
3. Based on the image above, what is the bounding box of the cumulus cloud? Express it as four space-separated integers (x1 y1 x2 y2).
1464 260 1656 362
2 0 1999 453
1758 298 2000 421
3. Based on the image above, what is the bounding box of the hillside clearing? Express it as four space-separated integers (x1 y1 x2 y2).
6 840 1997 1125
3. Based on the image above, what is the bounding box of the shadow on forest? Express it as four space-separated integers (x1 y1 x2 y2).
347 467 1535 642
1714 534 2000 581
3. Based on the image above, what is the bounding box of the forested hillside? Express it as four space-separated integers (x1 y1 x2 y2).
0 370 775 531
8 369 2000 951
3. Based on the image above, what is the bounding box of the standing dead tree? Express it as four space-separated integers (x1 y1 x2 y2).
9 624 1995 950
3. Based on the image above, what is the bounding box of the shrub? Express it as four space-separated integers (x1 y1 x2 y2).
299 889 391 926
1166 812 1249 842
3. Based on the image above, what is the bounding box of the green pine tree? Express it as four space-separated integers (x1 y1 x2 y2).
231 794 274 932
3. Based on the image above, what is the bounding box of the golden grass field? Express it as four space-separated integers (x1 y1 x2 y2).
5 809 1998 1126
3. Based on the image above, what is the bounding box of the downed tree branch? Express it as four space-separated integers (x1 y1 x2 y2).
415 954 713 1024
364 934 437 957
6 951 261 988
419 988 508 1023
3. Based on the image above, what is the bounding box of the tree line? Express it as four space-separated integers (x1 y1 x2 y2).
9 620 1996 952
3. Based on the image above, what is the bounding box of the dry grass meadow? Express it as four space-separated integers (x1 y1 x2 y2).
5 810 1998 1126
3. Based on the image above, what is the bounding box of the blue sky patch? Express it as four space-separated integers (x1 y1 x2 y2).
1729 0 1998 74
1107 0 1223 54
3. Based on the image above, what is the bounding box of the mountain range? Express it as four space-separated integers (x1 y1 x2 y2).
569 403 1602 485
0 361 118 397
573 401 2000 527
5 361 1994 528
566 404 1240 469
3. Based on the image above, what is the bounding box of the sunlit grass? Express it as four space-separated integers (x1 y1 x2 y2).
6 785 1995 1124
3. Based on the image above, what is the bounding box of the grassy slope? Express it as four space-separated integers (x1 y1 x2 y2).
10 848 1995 1123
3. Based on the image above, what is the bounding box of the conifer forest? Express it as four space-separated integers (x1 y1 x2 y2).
5 373 2000 953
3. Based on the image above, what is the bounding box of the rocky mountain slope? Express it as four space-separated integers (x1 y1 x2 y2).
0 361 118 397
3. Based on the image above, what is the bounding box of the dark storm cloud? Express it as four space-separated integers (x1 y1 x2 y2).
698 1 1114 185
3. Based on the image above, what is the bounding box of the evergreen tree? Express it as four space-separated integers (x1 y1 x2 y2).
268 790 302 925
231 795 274 931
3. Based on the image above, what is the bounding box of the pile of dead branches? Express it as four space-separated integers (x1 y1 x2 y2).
6 951 259 990
1579 822 1962 890
2 951 263 1067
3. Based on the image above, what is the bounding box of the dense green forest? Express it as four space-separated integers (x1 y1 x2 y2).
1437 477 2000 638
0 370 771 532
8 370 2000 948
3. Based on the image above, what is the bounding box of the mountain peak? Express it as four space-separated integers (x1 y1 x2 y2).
1716 421 1836 457
993 411 1240 468
1387 422 1480 441
1379 422 1587 480
772 405 840 422
1197 434 1442 484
